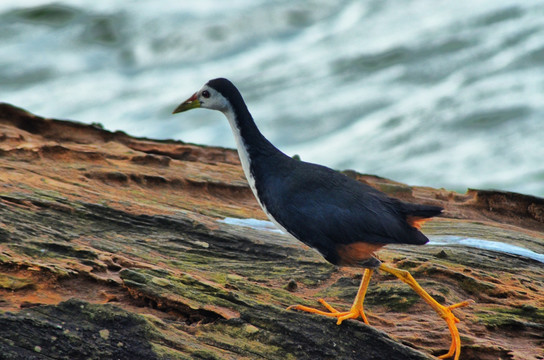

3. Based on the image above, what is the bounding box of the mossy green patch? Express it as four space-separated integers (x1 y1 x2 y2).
151 277 171 287
189 349 225 360
0 273 35 290
458 276 496 295
476 305 544 330
476 310 528 330
365 283 421 312
416 265 497 296
150 343 191 360
196 322 290 360
315 276 358 301
513 304 544 323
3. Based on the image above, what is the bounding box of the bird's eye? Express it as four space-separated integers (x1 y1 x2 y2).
202 90 210 98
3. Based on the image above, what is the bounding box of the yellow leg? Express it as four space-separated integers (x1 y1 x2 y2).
288 268 373 325
378 263 472 360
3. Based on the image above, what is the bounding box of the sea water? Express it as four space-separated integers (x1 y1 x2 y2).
1 0 544 196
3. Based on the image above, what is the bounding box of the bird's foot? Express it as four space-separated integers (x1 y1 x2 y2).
287 298 369 325
436 300 474 360
378 263 474 360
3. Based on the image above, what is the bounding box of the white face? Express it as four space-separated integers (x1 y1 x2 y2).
197 85 230 113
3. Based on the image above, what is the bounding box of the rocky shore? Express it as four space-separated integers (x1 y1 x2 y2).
0 103 542 359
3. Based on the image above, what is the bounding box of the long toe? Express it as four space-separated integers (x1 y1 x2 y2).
436 301 469 360
437 318 461 360
318 298 340 313
287 302 368 326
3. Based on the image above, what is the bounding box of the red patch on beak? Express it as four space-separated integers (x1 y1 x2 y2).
187 93 198 102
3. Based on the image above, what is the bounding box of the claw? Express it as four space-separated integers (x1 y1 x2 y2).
318 298 340 313
288 269 373 326
379 263 472 360
288 264 472 360
288 301 368 325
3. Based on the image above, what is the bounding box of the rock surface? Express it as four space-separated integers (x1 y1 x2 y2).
0 103 543 360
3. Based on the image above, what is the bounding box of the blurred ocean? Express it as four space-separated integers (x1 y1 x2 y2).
1 0 543 196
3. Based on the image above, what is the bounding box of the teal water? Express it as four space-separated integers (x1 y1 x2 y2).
1 0 543 196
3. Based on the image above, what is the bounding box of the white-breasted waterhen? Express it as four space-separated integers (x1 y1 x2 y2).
173 78 471 360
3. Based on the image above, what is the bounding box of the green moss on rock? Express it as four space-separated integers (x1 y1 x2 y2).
0 274 35 291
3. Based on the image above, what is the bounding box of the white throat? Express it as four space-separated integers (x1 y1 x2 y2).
223 108 256 197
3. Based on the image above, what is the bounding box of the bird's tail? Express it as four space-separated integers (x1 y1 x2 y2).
402 203 443 230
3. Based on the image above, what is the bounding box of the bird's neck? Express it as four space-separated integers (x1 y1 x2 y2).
222 102 286 199
223 103 282 162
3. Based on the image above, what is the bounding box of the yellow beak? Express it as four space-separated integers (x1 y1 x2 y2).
172 92 200 114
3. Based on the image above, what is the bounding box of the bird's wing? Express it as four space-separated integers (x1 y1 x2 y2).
264 162 426 247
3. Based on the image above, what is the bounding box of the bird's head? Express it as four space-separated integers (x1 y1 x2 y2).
173 78 237 114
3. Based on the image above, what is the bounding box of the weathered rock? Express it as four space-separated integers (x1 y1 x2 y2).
0 103 543 360
0 299 159 360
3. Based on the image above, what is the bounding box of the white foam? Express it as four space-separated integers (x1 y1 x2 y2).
428 236 544 263
218 217 284 234
219 218 544 263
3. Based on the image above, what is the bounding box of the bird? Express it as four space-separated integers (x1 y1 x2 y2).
173 78 471 360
